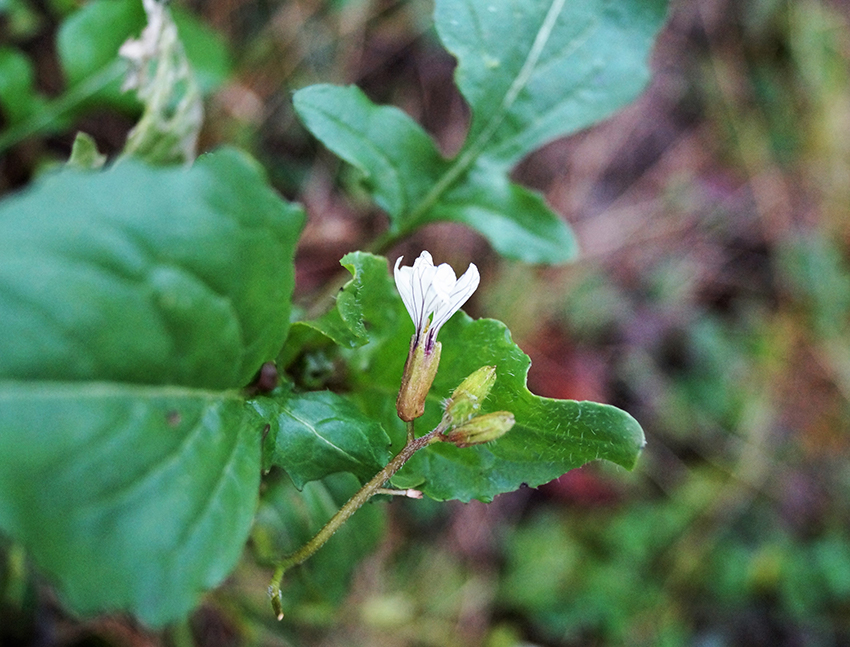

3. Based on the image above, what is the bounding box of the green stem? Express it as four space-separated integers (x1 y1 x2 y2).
268 427 442 619
0 59 127 154
406 419 415 444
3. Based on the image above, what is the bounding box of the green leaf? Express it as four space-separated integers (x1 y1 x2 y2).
396 314 645 501
0 47 45 124
171 7 233 94
252 473 385 608
293 84 450 220
293 0 668 263
436 0 668 167
67 131 107 170
0 147 304 389
57 0 142 112
252 387 391 488
433 157 578 263
286 251 398 352
319 253 644 502
0 382 262 627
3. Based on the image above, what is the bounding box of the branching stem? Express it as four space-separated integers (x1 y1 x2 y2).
268 425 443 619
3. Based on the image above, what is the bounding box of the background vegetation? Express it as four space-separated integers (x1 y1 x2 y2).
1 0 849 645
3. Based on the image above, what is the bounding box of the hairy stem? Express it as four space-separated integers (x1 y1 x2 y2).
268 427 442 619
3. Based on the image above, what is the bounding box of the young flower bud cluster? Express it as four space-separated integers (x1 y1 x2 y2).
441 365 497 427
444 412 515 448
440 365 514 448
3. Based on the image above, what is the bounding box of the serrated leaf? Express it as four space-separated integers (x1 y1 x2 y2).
252 388 391 488
285 251 399 353
0 382 262 627
0 147 304 389
293 0 667 264
252 473 385 608
326 254 644 502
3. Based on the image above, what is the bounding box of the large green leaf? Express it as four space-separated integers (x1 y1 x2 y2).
0 382 261 627
0 147 302 624
437 0 669 167
0 147 304 389
293 0 667 263
293 252 645 502
252 387 391 488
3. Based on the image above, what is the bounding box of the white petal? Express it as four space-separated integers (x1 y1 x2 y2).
430 263 479 335
395 253 479 346
394 256 417 322
431 264 458 303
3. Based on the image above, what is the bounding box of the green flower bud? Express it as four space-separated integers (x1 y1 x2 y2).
445 411 515 448
442 365 497 428
396 338 441 422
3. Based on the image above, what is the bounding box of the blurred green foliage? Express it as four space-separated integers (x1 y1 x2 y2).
2 0 850 645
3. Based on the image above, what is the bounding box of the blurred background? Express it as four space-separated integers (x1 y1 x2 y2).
2 0 850 645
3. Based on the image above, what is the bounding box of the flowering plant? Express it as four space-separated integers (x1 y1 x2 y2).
0 0 666 629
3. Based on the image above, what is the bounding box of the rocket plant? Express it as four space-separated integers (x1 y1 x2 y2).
0 0 668 628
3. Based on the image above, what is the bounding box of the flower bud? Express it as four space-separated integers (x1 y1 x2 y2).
442 365 497 428
396 338 441 421
445 411 515 448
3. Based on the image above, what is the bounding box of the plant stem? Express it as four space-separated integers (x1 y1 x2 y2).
268 427 442 619
0 59 127 154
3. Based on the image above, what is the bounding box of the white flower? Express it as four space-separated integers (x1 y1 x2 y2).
394 251 480 353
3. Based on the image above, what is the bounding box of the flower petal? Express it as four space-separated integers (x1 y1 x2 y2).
394 256 417 322
395 253 479 348
431 263 479 336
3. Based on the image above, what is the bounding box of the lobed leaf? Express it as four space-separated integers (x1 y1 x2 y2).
296 252 645 502
293 0 668 264
0 382 261 627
